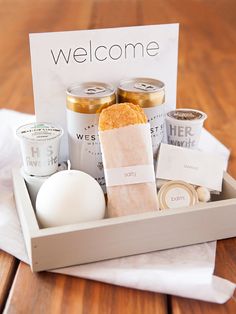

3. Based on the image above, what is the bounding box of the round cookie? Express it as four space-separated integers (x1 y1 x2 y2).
99 103 147 131
126 103 147 123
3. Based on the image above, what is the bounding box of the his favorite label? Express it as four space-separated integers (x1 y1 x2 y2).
156 144 225 191
25 145 57 168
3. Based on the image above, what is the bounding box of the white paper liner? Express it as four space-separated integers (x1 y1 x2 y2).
0 110 235 304
99 123 158 217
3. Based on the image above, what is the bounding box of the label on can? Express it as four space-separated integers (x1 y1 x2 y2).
143 105 165 159
67 110 105 190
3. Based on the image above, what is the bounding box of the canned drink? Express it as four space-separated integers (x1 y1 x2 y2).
118 78 165 160
66 82 116 191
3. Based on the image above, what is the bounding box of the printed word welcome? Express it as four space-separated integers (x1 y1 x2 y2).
51 40 159 65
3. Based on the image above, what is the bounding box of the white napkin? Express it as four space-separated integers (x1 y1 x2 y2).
0 109 235 304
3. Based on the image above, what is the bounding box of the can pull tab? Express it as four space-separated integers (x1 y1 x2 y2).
134 82 157 92
85 86 106 95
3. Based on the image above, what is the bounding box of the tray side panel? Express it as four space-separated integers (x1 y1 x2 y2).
31 201 236 271
12 169 40 267
221 172 236 199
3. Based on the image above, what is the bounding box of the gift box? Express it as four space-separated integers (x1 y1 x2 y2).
13 24 236 272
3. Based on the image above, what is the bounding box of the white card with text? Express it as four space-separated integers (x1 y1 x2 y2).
156 144 225 191
29 24 179 160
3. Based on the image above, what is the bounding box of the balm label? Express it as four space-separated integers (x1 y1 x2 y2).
165 188 191 208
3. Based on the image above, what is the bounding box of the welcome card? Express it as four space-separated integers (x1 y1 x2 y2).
29 24 179 159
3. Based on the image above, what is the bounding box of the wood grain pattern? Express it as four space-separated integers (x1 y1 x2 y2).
0 0 236 313
0 251 18 312
4 262 167 314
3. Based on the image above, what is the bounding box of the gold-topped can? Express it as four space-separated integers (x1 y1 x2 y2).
118 78 165 160
66 82 116 191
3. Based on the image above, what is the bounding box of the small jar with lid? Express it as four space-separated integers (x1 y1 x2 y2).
157 180 199 210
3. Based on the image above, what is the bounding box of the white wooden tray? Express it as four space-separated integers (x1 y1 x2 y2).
13 169 236 272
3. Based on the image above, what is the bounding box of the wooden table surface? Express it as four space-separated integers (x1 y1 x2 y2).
0 0 236 313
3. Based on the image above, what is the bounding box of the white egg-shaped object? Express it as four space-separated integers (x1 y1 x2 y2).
196 186 211 202
36 170 106 228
